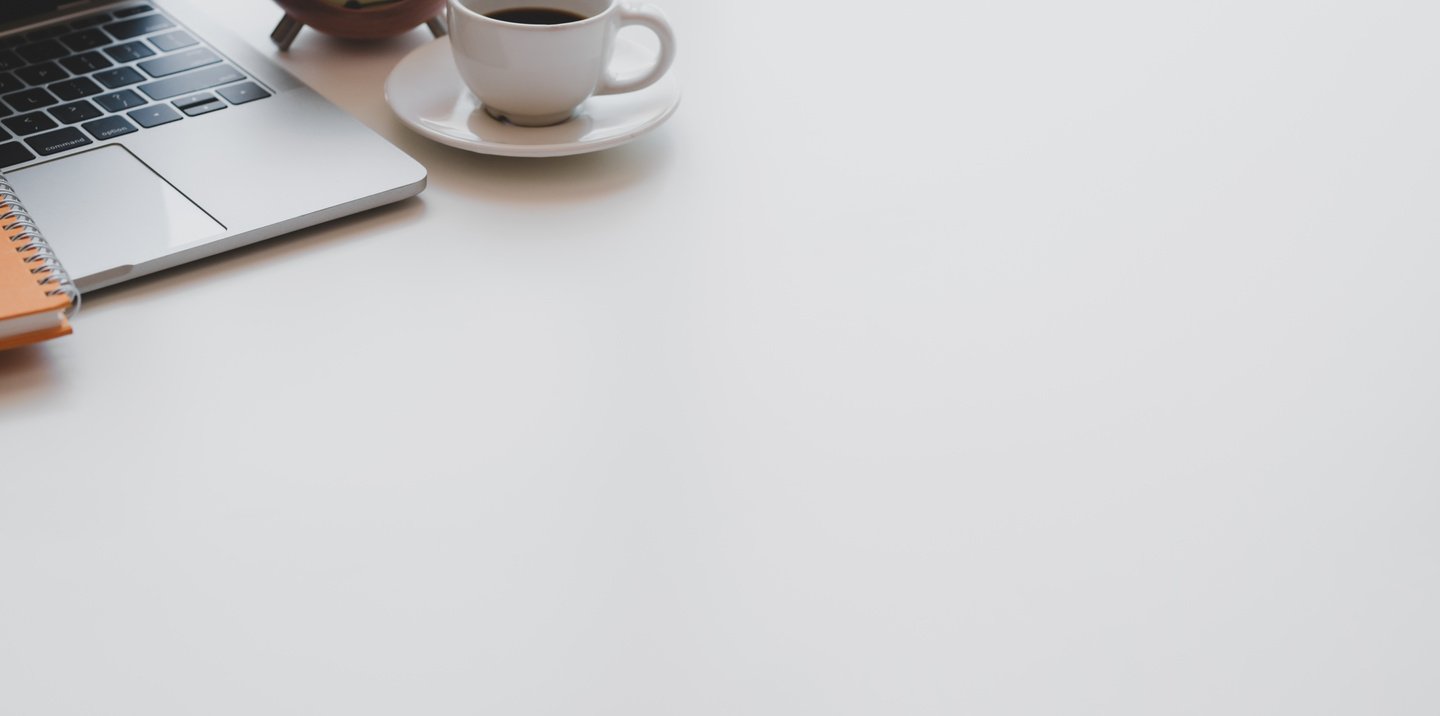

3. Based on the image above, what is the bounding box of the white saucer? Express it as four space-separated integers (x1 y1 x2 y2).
385 37 681 158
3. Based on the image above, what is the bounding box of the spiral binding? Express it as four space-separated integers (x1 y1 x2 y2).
0 174 79 317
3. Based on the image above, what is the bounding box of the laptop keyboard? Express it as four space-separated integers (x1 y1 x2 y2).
0 4 272 169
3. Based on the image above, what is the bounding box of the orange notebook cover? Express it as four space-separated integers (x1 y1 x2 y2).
0 173 77 351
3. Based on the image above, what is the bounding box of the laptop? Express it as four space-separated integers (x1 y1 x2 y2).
0 0 427 292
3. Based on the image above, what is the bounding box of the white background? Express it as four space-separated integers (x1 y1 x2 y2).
4 0 1440 713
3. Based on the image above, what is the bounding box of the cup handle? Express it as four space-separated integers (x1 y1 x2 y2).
594 4 677 96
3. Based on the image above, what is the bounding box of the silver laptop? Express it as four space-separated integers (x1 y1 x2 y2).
0 0 427 291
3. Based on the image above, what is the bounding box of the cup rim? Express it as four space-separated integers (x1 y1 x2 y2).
448 0 615 30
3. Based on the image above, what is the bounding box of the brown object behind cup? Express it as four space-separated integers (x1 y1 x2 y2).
271 0 448 49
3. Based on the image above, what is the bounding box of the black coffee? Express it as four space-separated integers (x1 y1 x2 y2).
485 7 589 24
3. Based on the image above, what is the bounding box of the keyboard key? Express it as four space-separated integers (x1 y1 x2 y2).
0 125 7 140
25 126 90 155
60 29 111 52
149 31 197 53
139 64 244 100
60 51 112 75
180 99 224 117
3 88 58 112
71 14 112 30
105 14 173 39
138 48 217 78
81 114 137 140
26 27 70 42
217 81 271 106
0 73 21 95
0 141 34 167
171 91 215 108
114 5 155 18
93 66 145 88
16 62 68 86
104 41 154 63
0 51 24 71
94 88 146 112
3 111 58 136
49 100 102 125
16 41 67 64
127 103 181 128
48 77 103 101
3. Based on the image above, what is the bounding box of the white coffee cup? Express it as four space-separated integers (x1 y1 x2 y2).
447 0 677 127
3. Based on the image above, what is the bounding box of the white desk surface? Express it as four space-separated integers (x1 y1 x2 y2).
5 1 1440 713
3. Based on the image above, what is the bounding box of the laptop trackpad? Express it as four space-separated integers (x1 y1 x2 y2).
7 145 224 282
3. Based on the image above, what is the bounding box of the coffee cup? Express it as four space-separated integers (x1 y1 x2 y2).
447 0 677 127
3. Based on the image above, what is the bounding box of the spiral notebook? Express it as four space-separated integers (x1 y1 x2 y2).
0 173 79 352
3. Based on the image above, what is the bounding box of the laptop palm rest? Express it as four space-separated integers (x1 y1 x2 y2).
7 145 224 285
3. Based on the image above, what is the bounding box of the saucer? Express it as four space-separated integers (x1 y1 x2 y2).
385 37 681 158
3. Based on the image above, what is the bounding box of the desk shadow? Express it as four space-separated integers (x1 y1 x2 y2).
0 199 424 403
79 196 426 315
279 29 432 64
0 343 61 406
386 113 678 205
